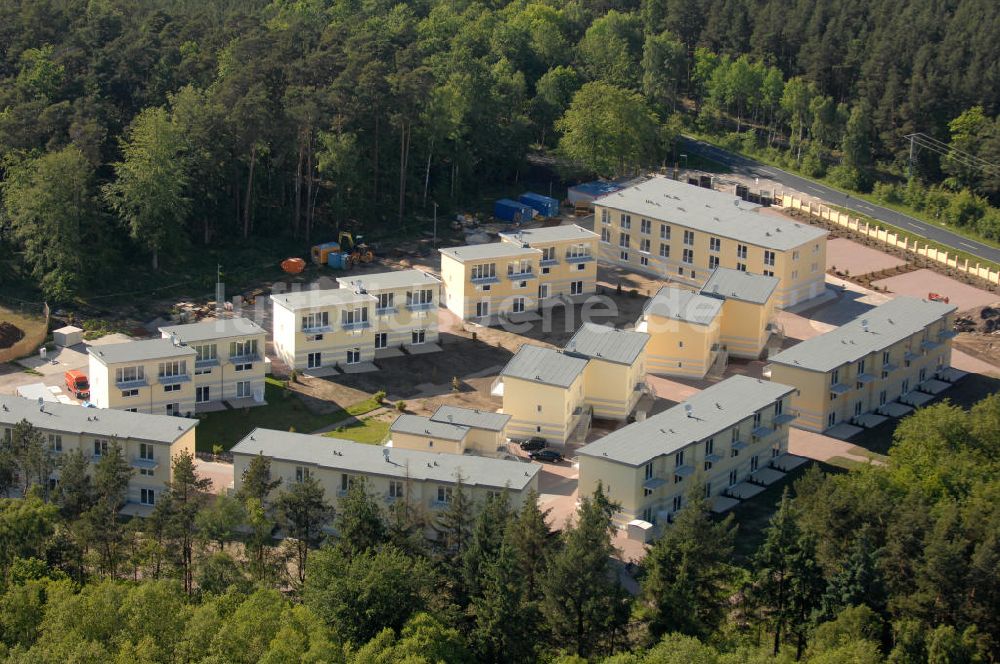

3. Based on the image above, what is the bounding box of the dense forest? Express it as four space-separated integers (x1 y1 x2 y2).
0 0 998 300
0 394 997 662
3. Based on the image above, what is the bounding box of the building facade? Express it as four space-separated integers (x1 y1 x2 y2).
336 269 441 355
493 344 589 444
439 243 542 321
563 323 650 420
89 338 198 416
577 376 796 528
230 428 540 537
271 287 378 371
499 224 599 301
699 267 780 359
159 317 267 411
390 405 511 456
766 297 957 432
638 288 723 378
0 394 197 513
595 177 828 308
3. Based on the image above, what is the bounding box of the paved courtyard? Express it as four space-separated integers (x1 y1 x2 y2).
872 268 999 312
826 237 907 274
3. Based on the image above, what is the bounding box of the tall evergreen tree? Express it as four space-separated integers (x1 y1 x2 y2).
236 453 281 506
164 452 212 594
333 476 386 558
639 479 737 641
471 532 535 663
462 491 511 601
435 477 473 560
507 488 552 604
542 484 629 658
275 474 334 583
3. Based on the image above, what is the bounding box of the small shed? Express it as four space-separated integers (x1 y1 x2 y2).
518 192 560 217
567 181 623 208
53 325 83 347
627 519 655 542
493 198 536 223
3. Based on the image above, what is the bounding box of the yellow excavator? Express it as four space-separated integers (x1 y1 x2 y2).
339 231 375 266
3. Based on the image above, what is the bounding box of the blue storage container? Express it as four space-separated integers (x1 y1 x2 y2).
494 198 536 223
327 252 346 269
518 192 560 217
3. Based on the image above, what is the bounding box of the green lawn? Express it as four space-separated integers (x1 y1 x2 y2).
194 377 384 452
323 416 392 445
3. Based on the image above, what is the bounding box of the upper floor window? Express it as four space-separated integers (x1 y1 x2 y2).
764 250 775 266
230 339 258 358
470 263 496 280
660 224 671 240
621 214 631 230
158 360 186 378
194 344 217 362
709 237 721 252
683 230 695 246
601 209 610 225
640 218 652 235
376 292 394 310
115 366 144 383
737 244 748 259
566 243 590 259
301 311 329 331
408 289 434 305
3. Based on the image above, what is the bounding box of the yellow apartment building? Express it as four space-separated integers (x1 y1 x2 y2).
336 269 441 355
0 394 197 513
499 224 599 301
159 317 267 411
493 344 589 445
230 428 540 537
271 287 377 372
577 375 796 529
595 177 828 308
439 243 542 321
638 288 723 378
390 405 511 456
563 322 651 420
89 338 197 416
766 296 957 432
700 268 780 359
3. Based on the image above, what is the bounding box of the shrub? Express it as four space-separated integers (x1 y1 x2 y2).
872 181 902 204
373 390 386 404
395 400 406 412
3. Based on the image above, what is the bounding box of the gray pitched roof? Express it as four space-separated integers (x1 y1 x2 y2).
564 323 650 366
270 288 377 312
431 406 511 431
337 268 440 292
768 296 956 373
499 224 598 245
0 394 197 444
89 337 196 365
439 243 541 262
500 344 588 388
159 317 265 343
577 376 795 466
390 414 469 442
598 177 827 251
644 287 723 326
700 267 780 305
231 428 538 490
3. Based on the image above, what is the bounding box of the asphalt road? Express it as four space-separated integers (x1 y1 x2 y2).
679 136 1000 266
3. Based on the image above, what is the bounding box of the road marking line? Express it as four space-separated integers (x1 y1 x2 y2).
959 242 977 249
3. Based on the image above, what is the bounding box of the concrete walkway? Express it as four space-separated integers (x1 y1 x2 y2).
789 428 884 466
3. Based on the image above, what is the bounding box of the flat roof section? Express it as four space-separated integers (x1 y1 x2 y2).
700 267 780 305
232 428 539 491
337 268 441 293
598 177 827 251
159 317 265 343
439 243 542 263
0 394 197 444
270 288 377 312
500 344 588 388
563 323 650 366
499 224 599 245
89 337 196 365
644 287 723 326
768 296 957 373
577 376 796 466
430 406 511 432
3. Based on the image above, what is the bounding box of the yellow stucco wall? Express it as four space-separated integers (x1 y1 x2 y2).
582 353 647 420
596 205 827 307
642 313 720 378
89 352 197 416
502 374 585 444
717 297 773 359
501 234 599 300
391 430 464 455
271 297 377 371
440 249 542 320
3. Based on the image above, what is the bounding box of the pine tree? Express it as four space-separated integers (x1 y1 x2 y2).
436 477 473 560
639 479 737 641
472 533 535 663
275 474 334 583
821 529 886 619
542 484 629 657
333 476 386 558
164 451 212 594
54 449 95 520
507 488 553 603
237 452 281 505
85 442 134 577
462 491 511 601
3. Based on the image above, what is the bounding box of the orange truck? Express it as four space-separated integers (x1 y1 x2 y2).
64 370 90 400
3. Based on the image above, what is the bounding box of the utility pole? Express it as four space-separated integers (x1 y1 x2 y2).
215 263 224 314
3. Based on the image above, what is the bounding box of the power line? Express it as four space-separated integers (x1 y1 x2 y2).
905 132 1000 178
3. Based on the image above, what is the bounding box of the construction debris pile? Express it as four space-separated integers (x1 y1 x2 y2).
954 304 1000 334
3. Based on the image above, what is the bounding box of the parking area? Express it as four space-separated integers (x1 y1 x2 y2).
826 237 907 274
872 268 999 312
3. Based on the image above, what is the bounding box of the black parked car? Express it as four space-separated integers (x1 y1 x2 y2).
519 437 548 451
529 449 564 463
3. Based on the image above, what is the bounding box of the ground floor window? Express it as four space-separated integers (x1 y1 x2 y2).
476 301 490 318
411 329 426 345
827 411 837 427
166 403 179 415
640 256 649 267
671 495 682 512
750 455 759 472
196 386 210 403
140 488 155 506
375 333 387 349
539 284 549 298
307 352 321 369
619 250 629 261
728 469 738 486
570 281 583 295
346 348 361 364
236 381 251 398
512 297 525 314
